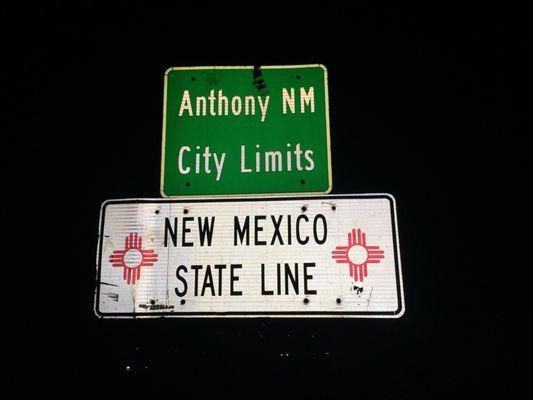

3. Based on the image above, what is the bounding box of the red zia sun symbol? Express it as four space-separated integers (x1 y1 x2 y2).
109 233 158 285
331 227 384 282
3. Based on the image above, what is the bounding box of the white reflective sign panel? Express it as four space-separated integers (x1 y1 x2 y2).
95 195 404 318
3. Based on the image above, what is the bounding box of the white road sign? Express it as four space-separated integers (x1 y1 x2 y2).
95 195 404 318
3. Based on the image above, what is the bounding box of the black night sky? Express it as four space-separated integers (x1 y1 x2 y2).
5 3 528 398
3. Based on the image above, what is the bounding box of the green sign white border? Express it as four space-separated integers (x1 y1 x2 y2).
160 64 333 198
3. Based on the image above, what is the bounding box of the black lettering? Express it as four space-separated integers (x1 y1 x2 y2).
313 214 327 244
304 263 317 295
198 217 215 246
285 263 299 294
191 265 202 296
201 265 215 296
164 217 177 247
261 263 274 295
276 263 281 295
270 215 284 245
230 264 242 296
214 264 226 296
234 216 250 246
182 217 194 247
296 215 309 245
174 265 188 297
287 215 292 245
255 215 266 245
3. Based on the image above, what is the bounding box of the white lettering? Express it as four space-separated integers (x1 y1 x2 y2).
258 96 270 122
300 87 315 113
213 153 225 181
241 145 251 173
231 96 242 115
178 146 191 174
178 91 193 116
304 150 315 170
282 88 295 114
245 96 255 115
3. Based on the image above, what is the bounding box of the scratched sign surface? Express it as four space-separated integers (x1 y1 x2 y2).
160 65 332 197
95 195 404 318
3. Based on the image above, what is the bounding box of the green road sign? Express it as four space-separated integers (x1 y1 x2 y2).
160 65 332 197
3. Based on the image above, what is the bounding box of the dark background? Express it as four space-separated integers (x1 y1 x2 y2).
5 3 528 398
